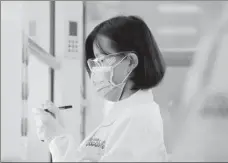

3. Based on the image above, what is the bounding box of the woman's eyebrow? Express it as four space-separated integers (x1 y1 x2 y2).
96 40 111 55
99 48 110 55
95 53 104 59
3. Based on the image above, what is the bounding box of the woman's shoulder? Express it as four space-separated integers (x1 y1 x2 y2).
117 101 164 137
130 101 161 121
120 89 160 117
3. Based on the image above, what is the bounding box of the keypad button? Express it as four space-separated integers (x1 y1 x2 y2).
67 39 79 53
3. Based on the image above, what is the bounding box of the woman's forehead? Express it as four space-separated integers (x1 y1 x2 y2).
93 35 118 57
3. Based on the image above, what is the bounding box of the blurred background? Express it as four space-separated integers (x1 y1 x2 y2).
1 1 228 162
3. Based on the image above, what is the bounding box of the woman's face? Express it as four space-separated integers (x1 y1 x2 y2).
90 34 137 101
92 34 132 85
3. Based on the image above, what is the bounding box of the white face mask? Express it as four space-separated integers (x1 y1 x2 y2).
89 55 133 101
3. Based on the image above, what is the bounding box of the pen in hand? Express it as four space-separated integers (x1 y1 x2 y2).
44 105 73 118
40 105 72 142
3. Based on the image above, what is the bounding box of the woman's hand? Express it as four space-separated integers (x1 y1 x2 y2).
32 101 65 143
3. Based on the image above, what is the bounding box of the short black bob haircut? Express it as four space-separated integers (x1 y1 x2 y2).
85 15 166 90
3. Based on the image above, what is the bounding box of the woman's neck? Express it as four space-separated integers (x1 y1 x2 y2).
120 80 138 101
104 80 138 102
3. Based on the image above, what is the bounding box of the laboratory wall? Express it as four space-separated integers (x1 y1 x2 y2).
1 2 23 161
54 1 84 146
55 1 105 140
1 1 102 161
1 1 51 161
23 1 51 162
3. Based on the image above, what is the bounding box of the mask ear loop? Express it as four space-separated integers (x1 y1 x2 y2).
101 82 126 102
98 55 130 101
117 82 127 101
116 66 133 101
111 55 136 101
110 55 135 87
117 64 137 101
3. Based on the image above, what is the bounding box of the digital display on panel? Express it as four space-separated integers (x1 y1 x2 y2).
69 21 77 36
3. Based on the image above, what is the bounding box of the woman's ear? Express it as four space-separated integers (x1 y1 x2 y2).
127 52 138 71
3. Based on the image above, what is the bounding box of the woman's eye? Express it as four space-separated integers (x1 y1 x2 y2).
99 58 107 65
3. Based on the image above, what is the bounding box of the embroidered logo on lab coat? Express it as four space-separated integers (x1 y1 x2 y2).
85 121 115 150
86 137 106 149
80 121 116 161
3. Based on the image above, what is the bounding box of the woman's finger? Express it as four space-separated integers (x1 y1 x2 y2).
37 123 46 132
34 107 54 116
36 125 47 140
34 111 54 125
41 103 46 110
41 101 53 110
46 100 54 106
44 100 55 109
32 108 46 115
34 116 47 127
42 101 58 115
34 116 44 127
46 101 58 113
46 101 57 110
34 113 51 124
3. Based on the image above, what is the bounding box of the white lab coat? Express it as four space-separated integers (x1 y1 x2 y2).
49 90 168 162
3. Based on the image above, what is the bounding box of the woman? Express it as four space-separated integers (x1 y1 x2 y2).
33 15 167 162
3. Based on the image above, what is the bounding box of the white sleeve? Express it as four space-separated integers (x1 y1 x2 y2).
49 134 83 162
100 108 168 162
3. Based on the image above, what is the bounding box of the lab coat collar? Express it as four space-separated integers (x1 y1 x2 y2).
104 89 154 117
